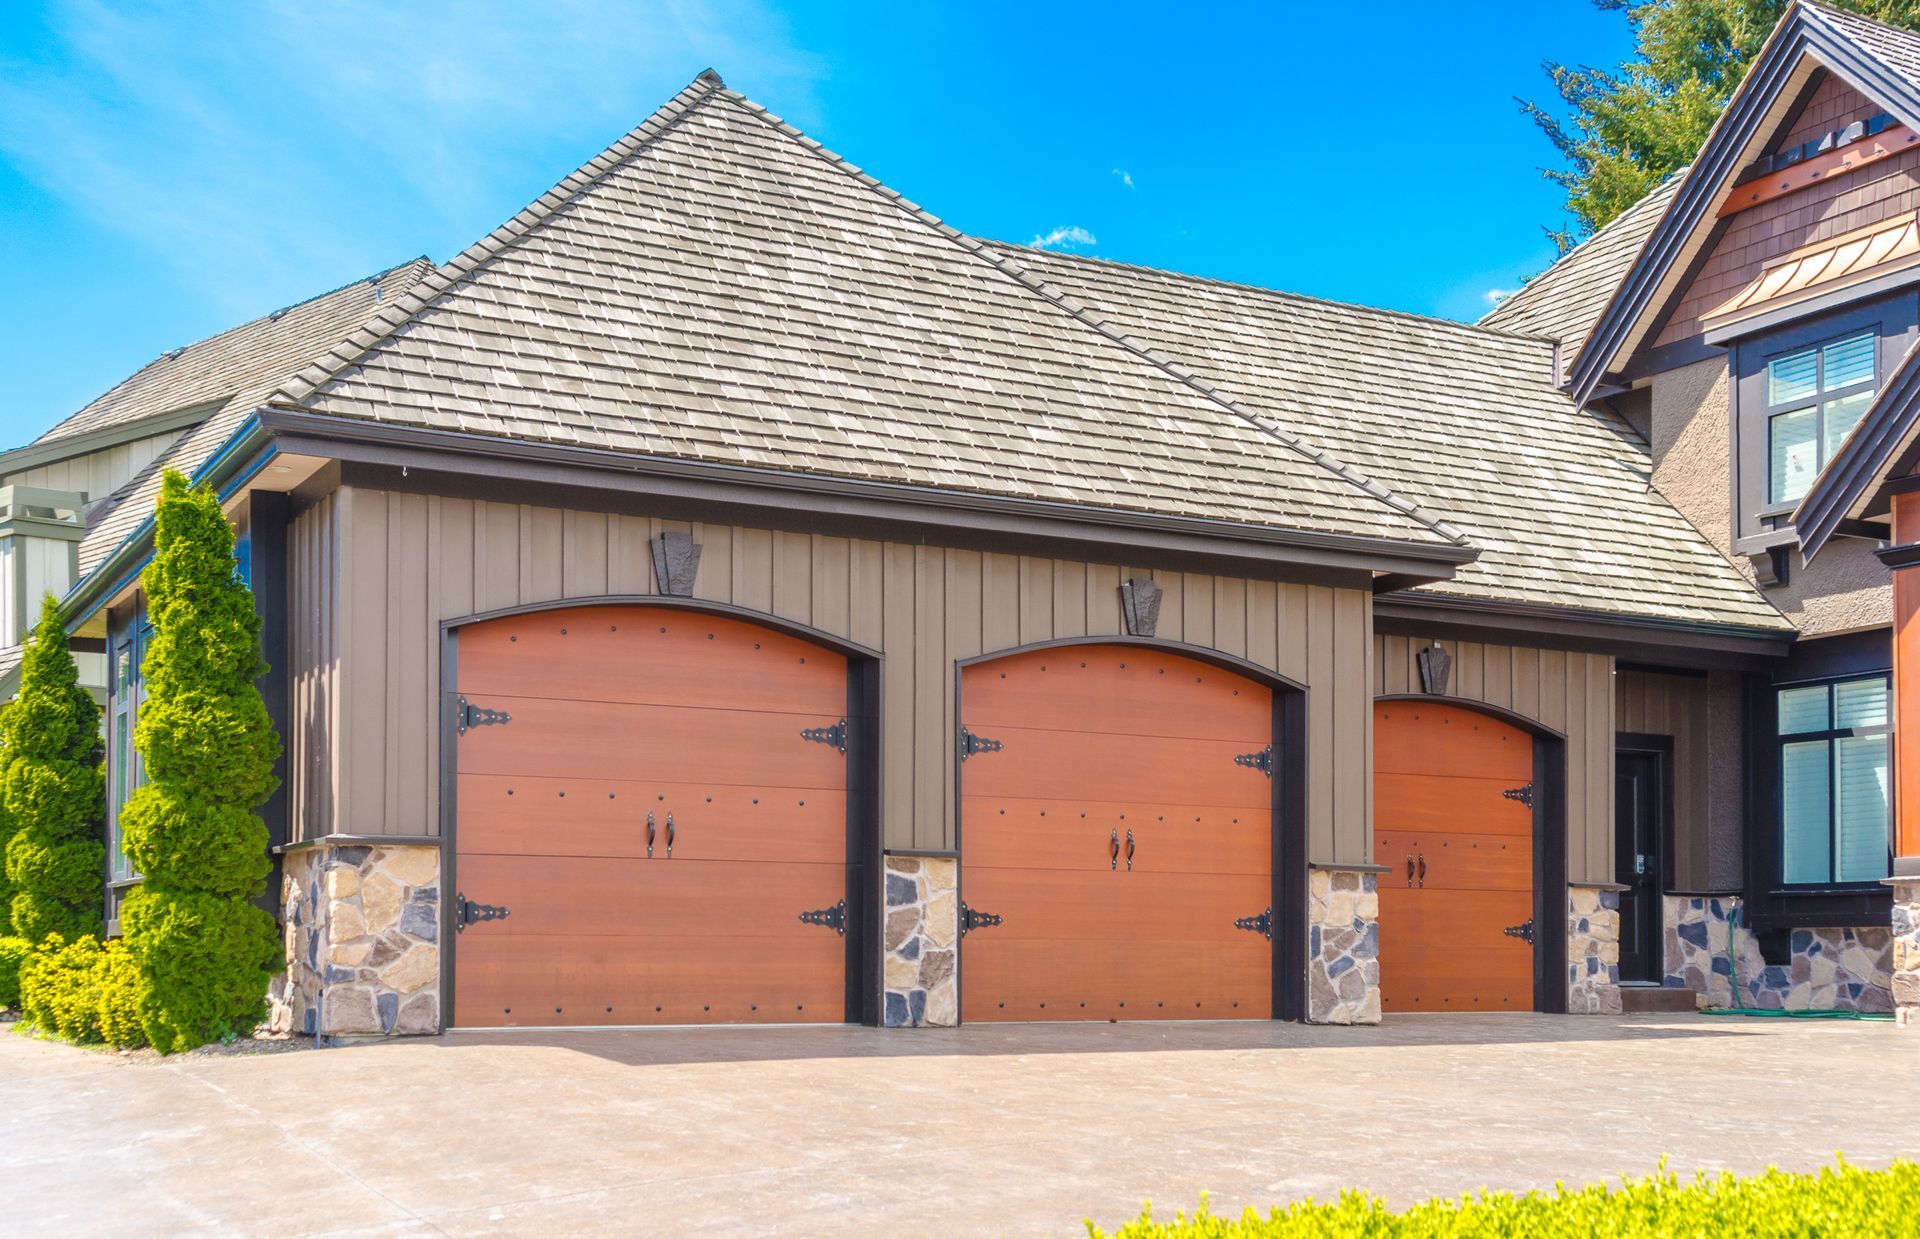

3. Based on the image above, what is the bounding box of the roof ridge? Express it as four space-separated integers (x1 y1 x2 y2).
990 239 1555 348
712 88 1469 548
269 73 729 407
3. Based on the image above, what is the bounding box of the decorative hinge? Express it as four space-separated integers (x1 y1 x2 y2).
800 718 849 753
457 697 512 735
798 899 848 936
1235 906 1275 941
959 728 1003 761
959 902 1003 936
1503 783 1535 808
1234 746 1274 777
1503 917 1536 946
454 892 510 933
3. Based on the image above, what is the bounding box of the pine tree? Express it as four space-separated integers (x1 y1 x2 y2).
1524 0 1920 250
1 596 104 943
117 470 282 1051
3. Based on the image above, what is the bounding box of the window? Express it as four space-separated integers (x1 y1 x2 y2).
106 638 139 883
1763 331 1875 505
1777 676 1890 886
1728 292 1917 555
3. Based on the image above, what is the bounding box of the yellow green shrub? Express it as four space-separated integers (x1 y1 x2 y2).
0 934 30 1007
1089 1161 1920 1238
18 933 143 1047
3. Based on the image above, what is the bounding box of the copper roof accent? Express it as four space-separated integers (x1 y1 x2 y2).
1704 210 1920 329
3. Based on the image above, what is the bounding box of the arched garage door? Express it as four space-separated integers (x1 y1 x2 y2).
449 606 855 1027
1373 701 1534 1011
959 646 1276 1021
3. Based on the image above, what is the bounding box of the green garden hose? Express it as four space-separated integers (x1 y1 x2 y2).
1698 902 1892 1021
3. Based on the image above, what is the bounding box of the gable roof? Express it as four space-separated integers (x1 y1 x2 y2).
1479 171 1684 372
1568 0 1920 403
988 245 1791 632
263 74 1464 560
66 258 437 576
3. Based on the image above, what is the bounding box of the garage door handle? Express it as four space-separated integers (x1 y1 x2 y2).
1125 828 1135 871
646 811 656 858
1418 852 1427 888
666 811 676 858
1406 854 1414 887
1110 829 1120 870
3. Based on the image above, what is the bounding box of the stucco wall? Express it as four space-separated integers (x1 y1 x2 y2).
1649 357 1889 636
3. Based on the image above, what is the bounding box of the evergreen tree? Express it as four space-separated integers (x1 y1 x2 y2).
1524 0 1920 251
1 596 104 943
118 470 281 1051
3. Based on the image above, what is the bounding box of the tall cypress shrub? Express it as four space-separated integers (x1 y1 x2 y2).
1 596 106 945
118 470 282 1051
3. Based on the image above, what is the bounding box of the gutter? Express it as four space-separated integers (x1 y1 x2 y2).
1374 590 1795 663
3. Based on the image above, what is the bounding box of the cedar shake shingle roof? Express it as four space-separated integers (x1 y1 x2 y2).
994 244 1791 631
270 76 1461 553
1479 172 1683 370
64 259 436 574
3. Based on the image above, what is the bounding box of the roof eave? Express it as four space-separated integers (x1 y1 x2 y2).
1570 2 1920 404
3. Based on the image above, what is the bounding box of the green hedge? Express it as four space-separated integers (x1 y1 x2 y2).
0 934 30 1007
18 933 142 1046
1090 1161 1920 1238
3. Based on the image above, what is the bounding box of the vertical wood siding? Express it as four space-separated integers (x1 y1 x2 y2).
306 487 1377 860
1616 669 1715 891
1 431 184 502
288 492 342 847
1374 634 1617 885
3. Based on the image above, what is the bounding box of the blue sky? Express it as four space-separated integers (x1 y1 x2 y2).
0 1 1633 444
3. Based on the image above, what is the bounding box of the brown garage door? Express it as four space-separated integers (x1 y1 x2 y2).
959 646 1274 1021
1373 702 1534 1011
451 606 851 1027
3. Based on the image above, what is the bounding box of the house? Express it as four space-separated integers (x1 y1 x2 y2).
21 0 1919 1037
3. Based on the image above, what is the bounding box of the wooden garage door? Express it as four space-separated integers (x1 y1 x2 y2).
959 647 1274 1021
1373 702 1534 1011
451 606 851 1027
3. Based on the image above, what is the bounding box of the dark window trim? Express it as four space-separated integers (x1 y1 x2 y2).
1773 670 1891 888
1730 292 1919 555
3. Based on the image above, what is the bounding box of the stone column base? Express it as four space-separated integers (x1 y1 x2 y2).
882 854 957 1027
1889 880 1920 1025
1306 868 1380 1024
1665 895 1891 1012
1567 886 1622 1014
270 841 442 1038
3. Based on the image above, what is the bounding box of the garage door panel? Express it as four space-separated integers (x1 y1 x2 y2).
962 726 1273 807
961 797 1270 874
963 649 1272 741
457 608 844 713
963 867 1271 940
962 940 1270 1021
456 854 845 938
1373 773 1532 835
1374 829 1531 892
455 934 844 1027
458 774 845 864
455 696 848 788
1374 704 1532 780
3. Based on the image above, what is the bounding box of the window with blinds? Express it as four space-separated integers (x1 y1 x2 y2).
1764 331 1876 506
1777 676 1891 886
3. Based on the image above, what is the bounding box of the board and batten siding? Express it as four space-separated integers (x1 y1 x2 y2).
290 486 1377 862
0 430 183 503
1374 634 1616 885
1616 668 1743 892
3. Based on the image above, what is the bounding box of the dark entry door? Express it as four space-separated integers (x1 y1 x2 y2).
1614 750 1665 984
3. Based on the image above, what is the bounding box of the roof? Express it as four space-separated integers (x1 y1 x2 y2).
1569 0 1920 403
1703 209 1920 329
992 245 1792 631
1795 332 1920 556
266 75 1461 555
1479 172 1684 370
68 259 437 576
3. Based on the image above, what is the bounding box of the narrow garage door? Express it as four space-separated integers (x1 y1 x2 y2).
959 647 1274 1021
451 606 851 1027
1373 702 1533 1011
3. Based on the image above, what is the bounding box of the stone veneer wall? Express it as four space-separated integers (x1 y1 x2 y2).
882 854 957 1027
1567 886 1622 1014
1306 868 1380 1024
1892 880 1920 1027
272 843 442 1038
1665 895 1892 1012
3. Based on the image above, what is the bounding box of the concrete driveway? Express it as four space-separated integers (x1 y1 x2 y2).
4 1014 1914 1237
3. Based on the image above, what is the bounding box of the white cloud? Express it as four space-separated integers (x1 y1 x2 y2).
1029 225 1096 251
1111 167 1134 189
1482 287 1518 308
